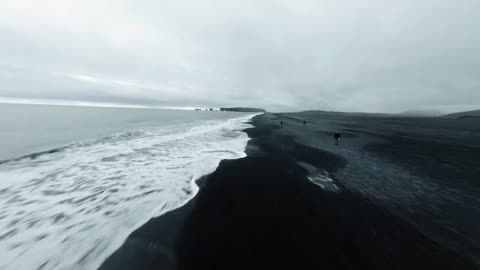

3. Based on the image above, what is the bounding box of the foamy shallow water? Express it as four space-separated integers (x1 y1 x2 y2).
0 114 256 270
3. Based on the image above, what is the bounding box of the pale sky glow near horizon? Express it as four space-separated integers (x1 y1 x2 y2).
0 96 196 110
1 0 479 113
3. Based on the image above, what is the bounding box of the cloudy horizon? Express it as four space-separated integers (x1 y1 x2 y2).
1 0 479 113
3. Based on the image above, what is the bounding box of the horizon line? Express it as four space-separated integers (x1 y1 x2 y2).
0 97 196 111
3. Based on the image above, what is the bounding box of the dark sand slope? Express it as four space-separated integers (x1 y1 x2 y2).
100 113 478 270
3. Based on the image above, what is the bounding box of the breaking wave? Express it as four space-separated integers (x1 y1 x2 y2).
0 114 256 270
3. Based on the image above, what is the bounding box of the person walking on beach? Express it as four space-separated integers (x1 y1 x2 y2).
303 121 306 125
334 132 341 145
280 120 284 127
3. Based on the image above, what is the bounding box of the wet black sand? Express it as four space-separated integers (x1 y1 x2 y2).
100 112 480 270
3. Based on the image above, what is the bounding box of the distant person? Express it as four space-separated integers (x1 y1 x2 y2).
280 120 284 127
303 121 306 125
334 132 341 145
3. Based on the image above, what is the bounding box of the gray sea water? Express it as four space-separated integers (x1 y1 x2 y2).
0 104 256 270
0 104 250 161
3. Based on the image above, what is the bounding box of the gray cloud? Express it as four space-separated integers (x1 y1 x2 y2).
0 0 479 112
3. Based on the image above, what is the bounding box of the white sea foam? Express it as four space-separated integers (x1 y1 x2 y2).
0 114 257 270
298 162 339 192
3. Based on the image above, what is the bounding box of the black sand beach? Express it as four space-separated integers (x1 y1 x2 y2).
100 112 480 270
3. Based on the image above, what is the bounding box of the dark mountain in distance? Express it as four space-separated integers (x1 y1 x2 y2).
399 110 443 117
300 110 392 117
443 110 480 118
220 107 266 112
301 109 463 118
292 109 480 119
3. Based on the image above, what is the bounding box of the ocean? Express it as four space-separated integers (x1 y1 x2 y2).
0 104 256 270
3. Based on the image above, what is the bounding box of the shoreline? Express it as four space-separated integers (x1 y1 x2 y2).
99 112 478 269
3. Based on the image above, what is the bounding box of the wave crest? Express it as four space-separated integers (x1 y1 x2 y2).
0 114 256 270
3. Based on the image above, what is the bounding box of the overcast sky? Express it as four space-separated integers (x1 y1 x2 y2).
0 0 479 113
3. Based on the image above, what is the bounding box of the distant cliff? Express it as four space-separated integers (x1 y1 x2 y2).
220 107 266 113
443 110 480 118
